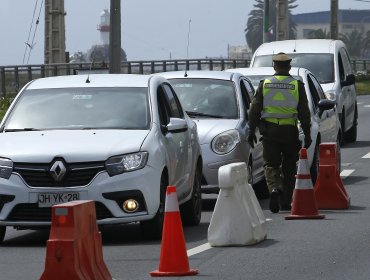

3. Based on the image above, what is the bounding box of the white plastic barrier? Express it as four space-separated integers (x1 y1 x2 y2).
208 162 267 246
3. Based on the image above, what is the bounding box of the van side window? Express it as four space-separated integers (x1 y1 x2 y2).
340 48 353 76
338 52 345 81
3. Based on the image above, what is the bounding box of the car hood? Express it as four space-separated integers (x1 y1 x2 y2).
193 119 240 144
0 130 149 162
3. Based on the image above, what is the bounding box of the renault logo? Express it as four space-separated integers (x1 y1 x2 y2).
50 161 67 182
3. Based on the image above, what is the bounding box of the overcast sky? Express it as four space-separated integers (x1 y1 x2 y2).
1 0 369 66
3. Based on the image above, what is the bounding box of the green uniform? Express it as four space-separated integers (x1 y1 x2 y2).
248 70 311 206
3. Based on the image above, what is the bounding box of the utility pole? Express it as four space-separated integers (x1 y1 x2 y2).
263 0 269 43
109 0 121 73
276 0 289 41
330 0 339 39
44 0 66 64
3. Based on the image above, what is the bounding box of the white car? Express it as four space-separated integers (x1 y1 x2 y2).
159 71 267 197
0 74 202 242
250 39 357 145
226 67 341 182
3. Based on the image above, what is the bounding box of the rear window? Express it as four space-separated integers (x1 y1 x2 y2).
253 53 334 84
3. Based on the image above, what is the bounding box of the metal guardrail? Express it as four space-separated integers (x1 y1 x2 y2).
1 58 369 97
0 59 249 97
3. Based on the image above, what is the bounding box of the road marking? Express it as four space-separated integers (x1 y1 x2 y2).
364 105 370 108
187 243 212 257
362 152 370 158
357 102 363 105
340 169 355 178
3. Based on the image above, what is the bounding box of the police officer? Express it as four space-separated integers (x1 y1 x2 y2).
247 52 312 213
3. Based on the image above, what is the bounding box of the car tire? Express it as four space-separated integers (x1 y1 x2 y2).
0 226 6 244
344 105 358 143
180 165 202 226
248 159 268 199
310 142 319 185
140 174 167 239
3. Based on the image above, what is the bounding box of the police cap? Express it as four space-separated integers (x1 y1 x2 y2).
272 52 292 67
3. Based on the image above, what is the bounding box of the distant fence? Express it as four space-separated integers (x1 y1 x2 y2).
1 58 369 97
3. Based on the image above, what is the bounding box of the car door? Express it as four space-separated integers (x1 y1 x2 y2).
160 83 191 198
338 47 356 131
307 73 337 143
240 78 264 181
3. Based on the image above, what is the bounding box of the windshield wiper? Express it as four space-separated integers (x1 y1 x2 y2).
4 128 41 132
186 111 225 119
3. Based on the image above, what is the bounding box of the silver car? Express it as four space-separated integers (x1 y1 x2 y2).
0 74 202 242
160 71 266 196
226 67 341 182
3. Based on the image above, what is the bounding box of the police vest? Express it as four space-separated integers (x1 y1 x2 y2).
262 75 299 126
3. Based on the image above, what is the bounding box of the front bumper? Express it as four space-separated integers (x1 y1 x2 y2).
0 166 161 227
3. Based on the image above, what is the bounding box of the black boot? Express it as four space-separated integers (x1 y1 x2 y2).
269 188 280 213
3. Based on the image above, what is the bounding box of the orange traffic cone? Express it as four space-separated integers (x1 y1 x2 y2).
286 148 325 220
150 186 198 277
314 143 350 209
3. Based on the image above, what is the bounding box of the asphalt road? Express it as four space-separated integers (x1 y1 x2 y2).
1 95 370 280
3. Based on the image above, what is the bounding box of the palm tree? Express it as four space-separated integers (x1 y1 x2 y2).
245 0 297 53
307 29 331 39
339 30 364 58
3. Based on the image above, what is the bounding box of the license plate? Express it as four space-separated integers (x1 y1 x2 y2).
38 193 80 208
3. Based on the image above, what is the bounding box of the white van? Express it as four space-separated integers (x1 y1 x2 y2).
250 39 358 144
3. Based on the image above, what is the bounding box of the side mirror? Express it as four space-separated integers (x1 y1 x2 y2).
167 118 188 133
341 74 355 87
318 99 336 117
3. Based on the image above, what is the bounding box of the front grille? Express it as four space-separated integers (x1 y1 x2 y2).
13 161 106 187
7 202 113 221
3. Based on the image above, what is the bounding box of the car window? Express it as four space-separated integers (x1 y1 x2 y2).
308 73 326 100
339 48 353 76
242 79 255 102
239 80 251 112
307 74 320 111
162 84 184 119
4 87 150 130
253 54 334 84
168 78 238 119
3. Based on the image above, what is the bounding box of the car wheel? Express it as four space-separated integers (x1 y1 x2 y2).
344 105 358 143
248 158 269 199
340 111 346 146
310 142 319 185
180 165 202 226
0 226 6 244
140 174 167 239
337 134 342 173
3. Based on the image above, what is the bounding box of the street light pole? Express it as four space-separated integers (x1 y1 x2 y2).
330 0 339 39
263 0 269 43
109 0 121 73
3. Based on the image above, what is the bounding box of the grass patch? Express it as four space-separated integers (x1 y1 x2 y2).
0 97 13 122
356 80 370 95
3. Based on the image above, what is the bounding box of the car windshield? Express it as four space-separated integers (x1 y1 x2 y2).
253 53 334 84
168 79 238 119
4 87 150 130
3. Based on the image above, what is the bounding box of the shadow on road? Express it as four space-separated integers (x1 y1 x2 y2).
343 140 370 148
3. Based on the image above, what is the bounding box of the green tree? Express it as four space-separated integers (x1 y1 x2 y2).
339 30 364 58
245 0 297 53
307 29 331 39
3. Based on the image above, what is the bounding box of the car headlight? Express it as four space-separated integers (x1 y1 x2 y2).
105 152 148 176
0 157 13 179
211 130 240 155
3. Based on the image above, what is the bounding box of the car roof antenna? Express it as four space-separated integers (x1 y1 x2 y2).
184 19 191 78
293 40 297 52
86 45 97 83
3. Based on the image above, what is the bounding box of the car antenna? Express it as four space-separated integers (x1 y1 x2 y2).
86 45 97 83
293 40 297 52
184 19 191 77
